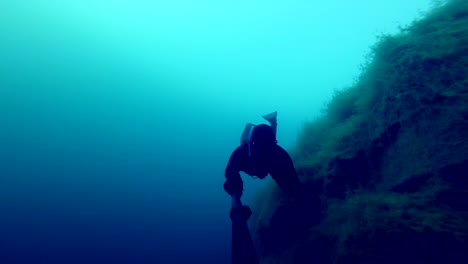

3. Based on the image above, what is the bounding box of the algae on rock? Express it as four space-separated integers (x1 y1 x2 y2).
252 0 468 263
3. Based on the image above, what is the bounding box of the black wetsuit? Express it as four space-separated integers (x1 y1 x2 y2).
224 143 300 196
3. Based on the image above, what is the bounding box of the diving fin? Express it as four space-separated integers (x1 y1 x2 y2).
262 111 277 138
262 111 277 124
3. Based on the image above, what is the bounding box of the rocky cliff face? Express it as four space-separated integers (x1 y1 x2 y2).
252 0 468 263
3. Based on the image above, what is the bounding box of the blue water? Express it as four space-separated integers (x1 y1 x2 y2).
0 1 432 263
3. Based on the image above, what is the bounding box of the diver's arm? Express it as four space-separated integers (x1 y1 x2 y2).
269 145 300 195
224 145 246 196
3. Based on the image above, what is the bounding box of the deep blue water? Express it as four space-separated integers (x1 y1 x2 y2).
0 1 432 263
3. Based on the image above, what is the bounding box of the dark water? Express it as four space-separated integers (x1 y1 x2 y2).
0 1 431 263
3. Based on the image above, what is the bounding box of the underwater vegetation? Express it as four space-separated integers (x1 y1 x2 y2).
251 0 468 263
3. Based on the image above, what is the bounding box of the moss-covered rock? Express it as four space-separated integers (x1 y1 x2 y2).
252 0 468 262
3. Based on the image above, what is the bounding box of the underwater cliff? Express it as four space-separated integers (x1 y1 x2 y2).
251 0 468 263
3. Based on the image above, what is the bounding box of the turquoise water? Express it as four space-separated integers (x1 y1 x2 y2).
0 1 432 263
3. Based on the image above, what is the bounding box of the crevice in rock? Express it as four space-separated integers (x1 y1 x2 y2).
391 173 433 193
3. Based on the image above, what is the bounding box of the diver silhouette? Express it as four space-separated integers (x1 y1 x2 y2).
224 112 300 197
225 112 322 263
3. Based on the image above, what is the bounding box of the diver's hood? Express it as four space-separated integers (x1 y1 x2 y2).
239 111 277 145
239 111 278 158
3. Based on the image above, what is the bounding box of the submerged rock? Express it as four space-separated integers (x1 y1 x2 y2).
252 0 468 262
